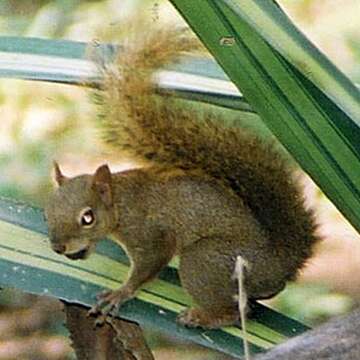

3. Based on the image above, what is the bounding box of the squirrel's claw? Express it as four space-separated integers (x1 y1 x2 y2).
94 313 107 327
96 289 113 300
87 303 100 316
88 288 132 324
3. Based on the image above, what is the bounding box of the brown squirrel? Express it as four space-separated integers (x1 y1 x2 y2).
44 25 319 329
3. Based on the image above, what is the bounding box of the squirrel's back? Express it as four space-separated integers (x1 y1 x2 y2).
95 23 319 280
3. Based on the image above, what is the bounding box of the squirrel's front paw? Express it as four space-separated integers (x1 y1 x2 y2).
88 288 132 324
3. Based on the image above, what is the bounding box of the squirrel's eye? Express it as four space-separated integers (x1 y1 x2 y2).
79 208 95 228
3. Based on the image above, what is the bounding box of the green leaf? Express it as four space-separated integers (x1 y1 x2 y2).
1 1 359 355
0 196 308 358
227 0 360 123
169 0 360 233
0 36 253 113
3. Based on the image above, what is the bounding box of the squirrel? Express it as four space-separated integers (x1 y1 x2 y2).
44 24 319 329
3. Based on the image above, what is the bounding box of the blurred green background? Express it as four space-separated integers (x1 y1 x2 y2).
0 0 359 359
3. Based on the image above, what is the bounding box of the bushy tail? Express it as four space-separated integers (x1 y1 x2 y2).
96 24 319 278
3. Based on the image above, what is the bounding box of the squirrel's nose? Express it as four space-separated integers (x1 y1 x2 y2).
52 243 66 254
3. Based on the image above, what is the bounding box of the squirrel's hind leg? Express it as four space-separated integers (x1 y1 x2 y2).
177 236 242 329
177 307 238 329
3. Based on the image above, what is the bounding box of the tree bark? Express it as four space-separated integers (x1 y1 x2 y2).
255 308 360 360
63 302 154 360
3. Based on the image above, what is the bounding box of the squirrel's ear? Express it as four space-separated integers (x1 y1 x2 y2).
92 164 113 207
53 161 68 187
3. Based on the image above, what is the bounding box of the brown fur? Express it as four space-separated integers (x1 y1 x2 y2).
45 25 319 328
98 25 318 281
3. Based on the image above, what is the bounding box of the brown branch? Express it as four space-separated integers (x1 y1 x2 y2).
255 308 360 360
63 302 154 360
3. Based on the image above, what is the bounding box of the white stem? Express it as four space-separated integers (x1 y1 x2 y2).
235 255 251 360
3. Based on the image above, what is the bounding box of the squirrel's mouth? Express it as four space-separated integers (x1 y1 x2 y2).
65 247 89 260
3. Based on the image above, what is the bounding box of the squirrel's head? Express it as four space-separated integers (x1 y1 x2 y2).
45 162 115 260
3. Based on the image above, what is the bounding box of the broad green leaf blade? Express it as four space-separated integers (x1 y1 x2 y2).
0 36 109 85
169 0 360 233
221 0 360 174
226 0 360 123
0 36 253 113
0 197 309 358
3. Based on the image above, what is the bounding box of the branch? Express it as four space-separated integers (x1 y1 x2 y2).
255 308 360 360
64 302 154 360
